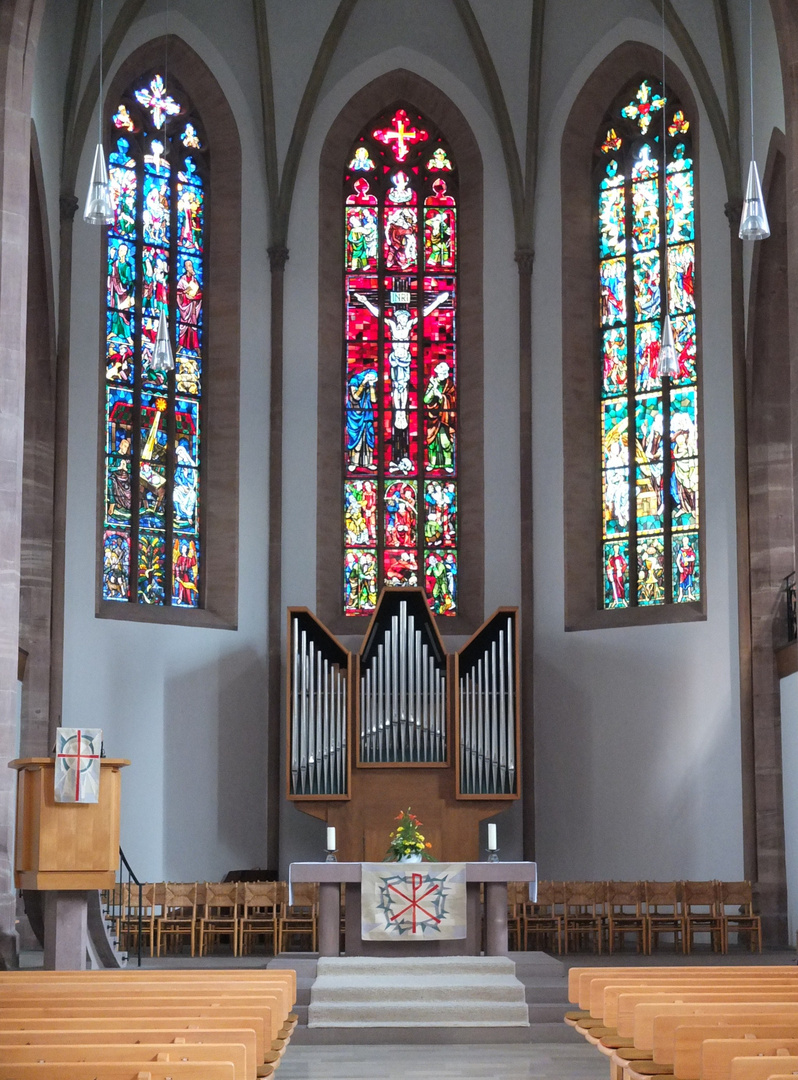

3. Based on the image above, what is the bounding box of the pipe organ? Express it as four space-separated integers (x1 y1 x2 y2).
286 589 520 862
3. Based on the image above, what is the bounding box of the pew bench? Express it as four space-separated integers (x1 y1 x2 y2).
0 1042 249 1079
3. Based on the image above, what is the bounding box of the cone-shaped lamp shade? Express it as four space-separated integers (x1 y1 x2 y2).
83 143 114 225
152 308 175 372
739 158 770 240
660 314 679 378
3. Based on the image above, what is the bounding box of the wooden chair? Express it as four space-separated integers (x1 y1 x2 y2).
719 880 762 953
605 880 646 954
197 881 241 956
522 880 563 954
562 881 605 954
279 882 318 952
644 880 684 953
156 882 198 955
682 879 723 953
507 882 527 951
239 881 282 956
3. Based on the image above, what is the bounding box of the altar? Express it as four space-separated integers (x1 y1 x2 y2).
290 860 536 957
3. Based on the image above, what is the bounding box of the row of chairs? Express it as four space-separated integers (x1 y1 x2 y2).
112 881 318 958
567 964 798 1080
0 967 297 1080
508 880 762 955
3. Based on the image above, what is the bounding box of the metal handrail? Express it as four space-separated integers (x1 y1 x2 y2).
787 572 797 644
102 847 143 966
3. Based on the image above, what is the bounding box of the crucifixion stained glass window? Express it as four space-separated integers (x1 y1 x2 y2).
597 79 700 610
343 107 459 617
102 72 206 608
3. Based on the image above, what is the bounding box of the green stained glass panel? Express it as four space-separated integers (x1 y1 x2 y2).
599 186 625 258
345 549 377 615
637 535 665 605
345 480 377 547
666 168 694 243
603 540 629 609
670 313 697 385
635 321 661 392
668 242 695 314
425 550 457 615
633 251 660 322
602 466 629 538
602 327 627 397
632 179 659 252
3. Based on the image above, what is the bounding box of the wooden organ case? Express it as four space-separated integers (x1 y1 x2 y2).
286 588 519 862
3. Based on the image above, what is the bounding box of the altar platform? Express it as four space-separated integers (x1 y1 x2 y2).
289 860 537 957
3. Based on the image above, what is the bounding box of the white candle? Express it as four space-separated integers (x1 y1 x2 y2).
487 823 497 850
327 826 336 851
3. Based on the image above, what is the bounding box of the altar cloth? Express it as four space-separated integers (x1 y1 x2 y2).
360 862 466 940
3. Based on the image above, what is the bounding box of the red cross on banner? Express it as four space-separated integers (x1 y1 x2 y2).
54 727 102 803
372 109 428 162
361 862 467 940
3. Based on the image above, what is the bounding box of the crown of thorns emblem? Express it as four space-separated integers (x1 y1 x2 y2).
376 870 453 934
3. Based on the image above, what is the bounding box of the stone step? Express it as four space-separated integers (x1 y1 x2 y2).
308 1000 530 1027
311 974 527 1003
315 955 516 977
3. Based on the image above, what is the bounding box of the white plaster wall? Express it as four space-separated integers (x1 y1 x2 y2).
781 672 798 941
532 16 745 880
62 10 271 883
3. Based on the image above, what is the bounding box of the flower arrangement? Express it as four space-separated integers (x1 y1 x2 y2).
385 808 434 861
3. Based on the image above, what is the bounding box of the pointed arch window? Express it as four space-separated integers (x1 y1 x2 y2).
342 106 459 617
102 71 206 608
597 78 700 610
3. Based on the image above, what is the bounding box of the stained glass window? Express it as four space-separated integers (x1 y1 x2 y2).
597 79 700 610
103 73 206 608
343 107 459 617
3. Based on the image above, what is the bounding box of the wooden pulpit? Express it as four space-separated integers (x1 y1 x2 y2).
8 757 129 969
9 758 129 890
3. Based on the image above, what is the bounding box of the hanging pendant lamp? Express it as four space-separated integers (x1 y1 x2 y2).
739 0 770 240
84 0 113 225
658 0 678 377
152 308 175 372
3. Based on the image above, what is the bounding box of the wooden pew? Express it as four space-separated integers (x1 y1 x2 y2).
0 1042 248 1078
0 968 297 1000
639 1004 798 1054
726 1052 798 1080
587 973 798 1016
0 1028 258 1080
0 993 281 1042
0 1064 236 1080
614 988 798 1036
570 968 798 1009
700 1039 798 1080
666 1020 798 1072
0 1006 270 1062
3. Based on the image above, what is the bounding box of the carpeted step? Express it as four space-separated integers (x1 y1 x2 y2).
308 955 530 1028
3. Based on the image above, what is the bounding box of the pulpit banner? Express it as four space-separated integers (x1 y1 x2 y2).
361 862 467 941
54 728 102 803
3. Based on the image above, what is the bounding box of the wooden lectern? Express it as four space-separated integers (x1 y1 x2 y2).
9 757 129 968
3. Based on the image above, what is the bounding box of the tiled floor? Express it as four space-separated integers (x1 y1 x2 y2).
277 1043 606 1079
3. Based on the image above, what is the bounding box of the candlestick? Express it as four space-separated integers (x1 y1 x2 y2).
325 826 337 863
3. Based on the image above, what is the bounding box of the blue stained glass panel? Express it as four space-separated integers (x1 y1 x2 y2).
600 258 627 326
598 186 625 258
671 314 697 385
142 172 170 245
103 529 130 601
424 480 457 548
635 321 661 392
673 532 699 602
668 242 695 314
632 179 659 252
667 168 694 243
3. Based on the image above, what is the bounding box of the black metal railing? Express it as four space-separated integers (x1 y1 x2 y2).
787 571 797 644
102 847 143 966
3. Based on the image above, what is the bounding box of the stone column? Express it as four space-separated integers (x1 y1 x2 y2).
0 0 45 969
267 244 288 875
515 248 535 861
